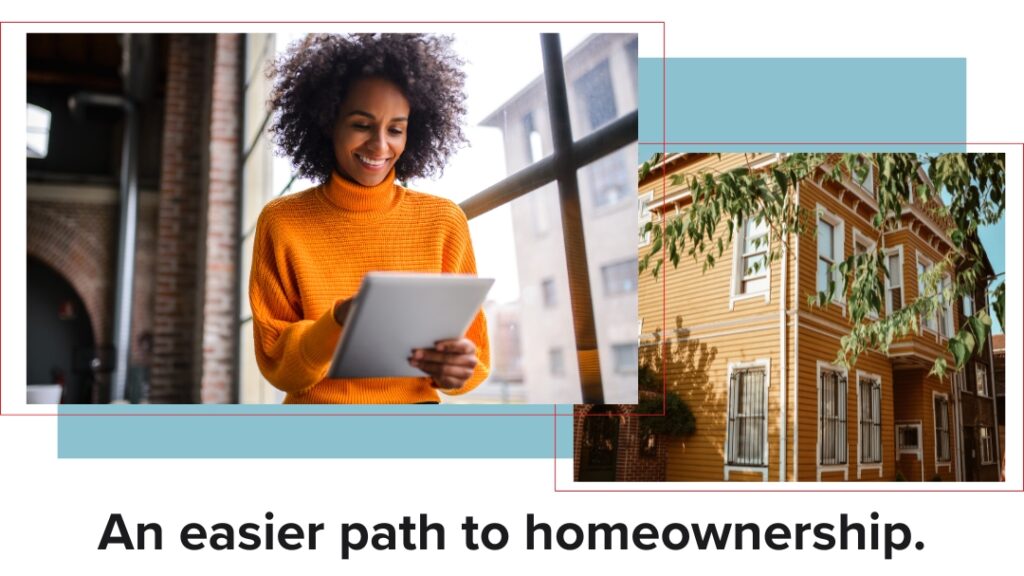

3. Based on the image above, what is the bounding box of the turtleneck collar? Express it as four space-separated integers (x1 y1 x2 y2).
320 168 404 219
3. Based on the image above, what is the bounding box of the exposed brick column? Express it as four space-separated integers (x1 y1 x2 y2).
152 34 207 403
199 33 242 403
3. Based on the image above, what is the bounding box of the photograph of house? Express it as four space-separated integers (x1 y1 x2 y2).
574 152 1005 482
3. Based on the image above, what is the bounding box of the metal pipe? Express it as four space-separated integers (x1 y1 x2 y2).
460 110 638 219
540 33 603 404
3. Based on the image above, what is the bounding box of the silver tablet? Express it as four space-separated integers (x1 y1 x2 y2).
327 272 494 379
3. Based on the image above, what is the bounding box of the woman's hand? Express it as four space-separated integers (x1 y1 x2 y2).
409 339 478 391
333 297 355 326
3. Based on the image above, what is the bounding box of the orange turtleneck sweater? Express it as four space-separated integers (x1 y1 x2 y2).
249 168 490 403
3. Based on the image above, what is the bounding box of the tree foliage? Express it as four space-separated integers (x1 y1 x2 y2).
639 153 1005 377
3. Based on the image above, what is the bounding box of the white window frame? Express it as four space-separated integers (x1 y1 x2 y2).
724 358 771 481
855 371 883 478
979 426 994 465
638 190 654 247
816 361 849 480
937 274 954 339
896 422 923 458
916 251 938 334
852 229 878 319
884 246 904 316
729 216 771 309
962 294 974 318
975 363 990 398
933 392 951 470
816 204 845 305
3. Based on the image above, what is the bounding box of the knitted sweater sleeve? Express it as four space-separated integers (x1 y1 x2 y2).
249 210 342 394
439 204 491 396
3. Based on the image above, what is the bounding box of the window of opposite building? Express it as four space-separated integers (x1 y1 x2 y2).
549 347 565 377
819 365 848 467
601 259 637 297
727 364 768 468
541 278 557 308
612 343 638 374
976 363 990 397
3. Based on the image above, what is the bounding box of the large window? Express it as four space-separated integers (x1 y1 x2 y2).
816 208 844 300
819 367 848 466
933 395 950 463
917 253 938 332
612 343 638 374
541 278 557 308
727 366 768 467
858 376 882 465
937 274 953 338
601 259 637 296
884 248 903 315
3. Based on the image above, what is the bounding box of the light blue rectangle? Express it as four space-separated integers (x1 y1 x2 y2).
58 404 575 459
639 57 966 155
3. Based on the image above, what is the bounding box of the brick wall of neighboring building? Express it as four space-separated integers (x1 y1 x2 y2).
199 33 242 403
574 400 668 482
151 34 209 403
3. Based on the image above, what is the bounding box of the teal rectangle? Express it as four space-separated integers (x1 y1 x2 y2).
639 57 966 155
57 404 575 459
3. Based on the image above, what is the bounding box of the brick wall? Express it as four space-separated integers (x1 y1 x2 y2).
574 399 668 482
199 34 242 403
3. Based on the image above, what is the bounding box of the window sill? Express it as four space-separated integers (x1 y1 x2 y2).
729 290 770 310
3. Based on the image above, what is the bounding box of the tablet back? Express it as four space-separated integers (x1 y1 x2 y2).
327 273 494 379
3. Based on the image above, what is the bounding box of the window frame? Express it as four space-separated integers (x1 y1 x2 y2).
975 363 990 398
884 246 904 316
638 190 654 247
979 426 994 465
815 204 846 305
856 371 883 477
729 216 771 309
852 229 878 320
724 359 771 480
916 251 939 334
896 422 922 458
817 361 849 480
933 392 951 469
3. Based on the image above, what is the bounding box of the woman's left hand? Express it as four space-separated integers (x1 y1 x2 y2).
409 339 478 391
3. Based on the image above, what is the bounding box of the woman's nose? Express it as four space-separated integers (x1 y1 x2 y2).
366 129 387 152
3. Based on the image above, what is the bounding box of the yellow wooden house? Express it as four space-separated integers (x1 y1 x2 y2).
634 153 998 482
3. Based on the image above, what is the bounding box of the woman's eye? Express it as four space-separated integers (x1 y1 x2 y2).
352 124 370 130
389 128 404 135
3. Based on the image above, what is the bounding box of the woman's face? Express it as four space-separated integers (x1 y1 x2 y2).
332 77 410 187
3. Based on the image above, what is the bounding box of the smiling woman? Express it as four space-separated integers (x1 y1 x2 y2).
249 34 490 404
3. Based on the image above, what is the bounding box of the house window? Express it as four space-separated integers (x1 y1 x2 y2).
937 275 953 338
549 348 565 377
574 59 617 132
858 377 882 464
976 363 990 397
727 367 767 467
602 259 638 296
853 232 877 318
638 191 654 246
612 343 638 374
885 249 903 314
737 217 769 295
897 424 921 455
816 208 844 300
934 395 950 463
819 368 848 466
979 427 994 465
962 294 974 317
541 278 557 308
917 253 938 332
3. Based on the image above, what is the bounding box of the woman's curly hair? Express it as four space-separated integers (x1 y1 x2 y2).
268 33 467 183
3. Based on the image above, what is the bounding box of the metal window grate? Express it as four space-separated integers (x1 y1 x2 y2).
820 370 848 466
934 397 950 462
727 368 766 467
859 378 881 464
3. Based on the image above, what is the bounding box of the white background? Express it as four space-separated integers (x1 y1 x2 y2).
2 1 1022 573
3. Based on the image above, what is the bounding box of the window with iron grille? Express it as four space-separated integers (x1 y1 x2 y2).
858 377 882 464
896 424 920 455
819 369 848 466
727 367 767 467
934 396 950 462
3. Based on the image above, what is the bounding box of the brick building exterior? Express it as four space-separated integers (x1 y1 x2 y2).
26 33 241 403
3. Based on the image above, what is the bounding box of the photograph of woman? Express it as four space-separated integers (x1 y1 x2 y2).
249 33 490 404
